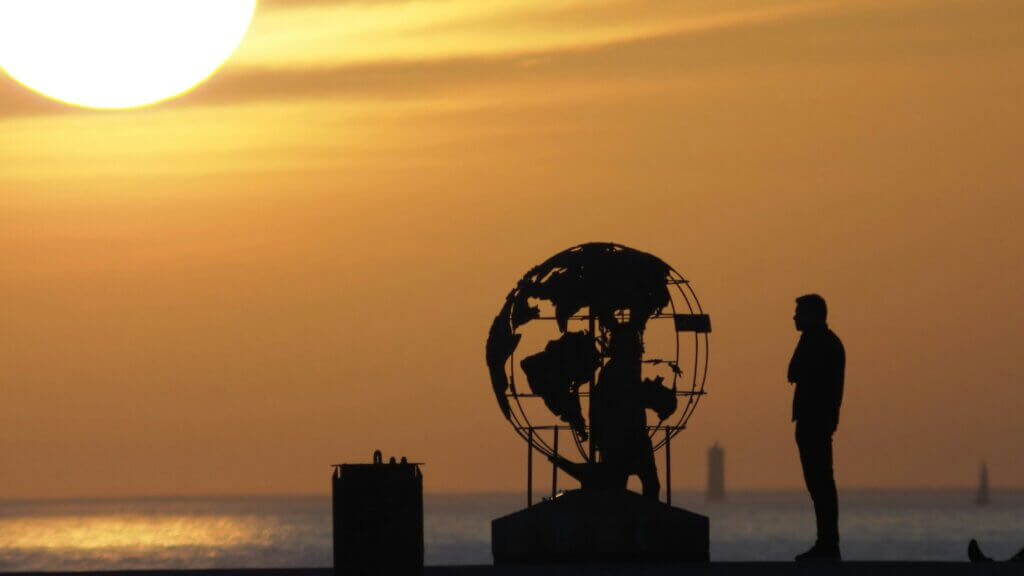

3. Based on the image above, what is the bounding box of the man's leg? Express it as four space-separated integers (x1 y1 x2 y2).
816 433 839 546
796 423 840 555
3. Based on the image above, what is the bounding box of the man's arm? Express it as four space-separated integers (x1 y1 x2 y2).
827 335 845 431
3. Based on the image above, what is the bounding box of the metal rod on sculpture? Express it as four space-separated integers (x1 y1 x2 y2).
588 312 597 463
552 426 559 498
665 428 672 506
527 427 533 508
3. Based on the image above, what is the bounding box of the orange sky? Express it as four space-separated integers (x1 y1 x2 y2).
2 0 1023 499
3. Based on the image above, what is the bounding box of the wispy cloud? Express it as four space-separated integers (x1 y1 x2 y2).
0 0 834 118
233 0 832 68
197 0 837 106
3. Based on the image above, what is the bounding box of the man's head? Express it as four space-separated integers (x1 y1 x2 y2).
794 294 828 332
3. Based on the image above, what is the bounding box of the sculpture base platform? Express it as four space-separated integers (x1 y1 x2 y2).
491 489 709 564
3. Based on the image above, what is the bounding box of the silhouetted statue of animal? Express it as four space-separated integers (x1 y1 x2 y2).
590 326 663 498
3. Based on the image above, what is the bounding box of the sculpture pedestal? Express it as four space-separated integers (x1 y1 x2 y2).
491 489 709 564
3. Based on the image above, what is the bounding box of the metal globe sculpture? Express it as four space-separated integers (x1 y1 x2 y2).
486 242 710 496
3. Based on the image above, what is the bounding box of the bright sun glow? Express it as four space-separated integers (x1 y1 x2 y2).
0 0 257 110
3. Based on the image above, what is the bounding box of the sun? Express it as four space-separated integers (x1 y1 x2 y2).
0 1 257 110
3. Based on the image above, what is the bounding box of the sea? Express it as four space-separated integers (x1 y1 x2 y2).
1 490 1021 571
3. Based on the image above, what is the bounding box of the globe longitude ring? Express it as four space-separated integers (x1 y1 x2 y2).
485 242 711 485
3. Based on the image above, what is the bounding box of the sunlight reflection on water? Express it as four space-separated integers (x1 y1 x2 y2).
1 491 1022 570
0 515 273 549
0 496 331 572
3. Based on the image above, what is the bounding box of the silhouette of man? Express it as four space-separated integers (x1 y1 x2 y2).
788 294 845 561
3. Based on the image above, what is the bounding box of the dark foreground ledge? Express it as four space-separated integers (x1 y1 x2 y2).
6 564 1022 576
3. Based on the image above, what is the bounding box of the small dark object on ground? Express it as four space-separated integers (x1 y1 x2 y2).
969 538 1024 563
332 451 423 575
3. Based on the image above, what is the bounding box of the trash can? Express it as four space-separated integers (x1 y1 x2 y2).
332 450 423 575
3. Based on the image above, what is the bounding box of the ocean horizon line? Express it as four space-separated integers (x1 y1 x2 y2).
2 486 1020 505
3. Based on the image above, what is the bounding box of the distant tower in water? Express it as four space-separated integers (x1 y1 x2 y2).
706 442 725 501
976 461 990 506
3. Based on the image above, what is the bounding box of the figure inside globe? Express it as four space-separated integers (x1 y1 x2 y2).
487 243 705 499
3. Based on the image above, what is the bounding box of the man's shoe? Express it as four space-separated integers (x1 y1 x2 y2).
795 542 841 562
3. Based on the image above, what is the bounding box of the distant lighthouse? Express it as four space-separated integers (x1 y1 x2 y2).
976 461 990 506
706 442 725 501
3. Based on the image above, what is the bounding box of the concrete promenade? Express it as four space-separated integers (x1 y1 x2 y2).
7 564 1022 576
